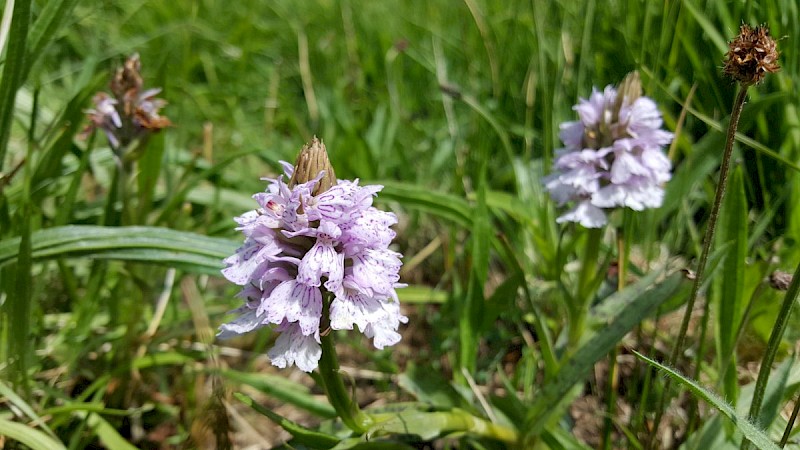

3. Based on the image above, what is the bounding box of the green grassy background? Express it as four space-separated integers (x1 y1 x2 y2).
2 0 800 448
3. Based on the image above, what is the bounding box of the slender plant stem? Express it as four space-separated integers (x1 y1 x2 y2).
648 85 749 449
571 227 602 347
602 227 626 449
780 391 800 447
741 259 800 449
318 295 372 433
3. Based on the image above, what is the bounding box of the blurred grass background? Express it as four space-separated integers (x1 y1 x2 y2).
2 0 800 448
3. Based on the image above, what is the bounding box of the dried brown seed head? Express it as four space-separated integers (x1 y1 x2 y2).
723 24 780 85
769 270 792 291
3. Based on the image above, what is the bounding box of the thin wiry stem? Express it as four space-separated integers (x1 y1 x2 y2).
780 391 800 447
648 85 749 449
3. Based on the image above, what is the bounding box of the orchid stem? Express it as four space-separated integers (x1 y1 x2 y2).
318 295 372 433
601 226 626 450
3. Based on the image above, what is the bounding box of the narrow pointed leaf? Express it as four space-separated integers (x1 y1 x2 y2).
0 226 237 274
234 392 340 449
221 369 335 418
0 418 66 450
633 351 780 450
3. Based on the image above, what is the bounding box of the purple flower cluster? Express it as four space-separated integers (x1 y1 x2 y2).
544 77 673 228
84 54 171 149
219 163 407 372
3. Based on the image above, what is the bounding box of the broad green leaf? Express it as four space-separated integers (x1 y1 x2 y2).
714 166 747 403
367 408 517 444
0 226 237 274
633 351 780 450
221 369 336 418
522 272 686 440
235 392 340 449
0 418 66 450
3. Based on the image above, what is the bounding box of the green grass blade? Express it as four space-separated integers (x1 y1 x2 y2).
154 148 261 225
459 176 489 378
0 418 66 450
25 0 80 75
83 412 138 450
680 0 727 54
378 181 473 228
221 369 336 419
136 131 166 223
8 204 32 391
633 351 780 450
0 381 58 439
31 80 102 195
397 285 447 304
0 0 30 169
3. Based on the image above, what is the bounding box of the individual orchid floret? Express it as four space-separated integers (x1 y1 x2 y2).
218 137 407 372
83 53 171 150
544 71 674 228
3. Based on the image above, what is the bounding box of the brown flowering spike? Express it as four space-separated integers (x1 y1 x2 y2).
83 53 171 149
110 53 144 101
723 24 780 85
289 137 337 195
613 71 642 118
